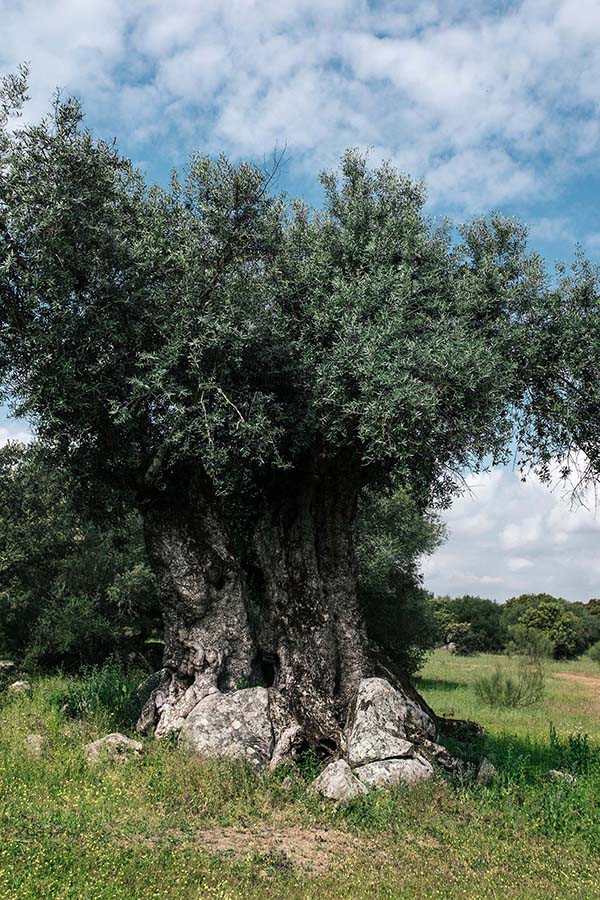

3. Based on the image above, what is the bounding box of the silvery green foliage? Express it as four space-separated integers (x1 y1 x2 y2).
517 252 600 489
1 73 547 511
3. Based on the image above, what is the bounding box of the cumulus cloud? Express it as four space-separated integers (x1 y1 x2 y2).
1 0 600 210
0 421 32 446
422 466 600 602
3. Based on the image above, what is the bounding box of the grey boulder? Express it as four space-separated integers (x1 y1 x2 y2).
354 755 434 788
311 760 368 803
85 732 143 763
345 677 436 767
8 680 31 695
476 757 497 784
179 686 274 769
547 769 575 784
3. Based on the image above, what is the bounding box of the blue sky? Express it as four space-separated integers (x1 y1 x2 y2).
1 0 600 601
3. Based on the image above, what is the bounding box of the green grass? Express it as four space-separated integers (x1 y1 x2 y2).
1 654 600 899
418 650 600 738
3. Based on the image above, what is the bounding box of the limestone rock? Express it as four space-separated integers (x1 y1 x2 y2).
85 732 143 764
8 680 31 695
311 760 368 803
24 733 45 757
476 757 497 784
179 687 274 769
547 769 575 784
438 717 486 741
354 755 435 788
345 677 436 767
420 739 465 774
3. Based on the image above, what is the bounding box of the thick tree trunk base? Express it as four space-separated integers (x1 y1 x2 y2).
137 474 254 737
250 456 373 750
135 462 462 785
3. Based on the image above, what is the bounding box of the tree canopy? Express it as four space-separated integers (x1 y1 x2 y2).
1 75 549 516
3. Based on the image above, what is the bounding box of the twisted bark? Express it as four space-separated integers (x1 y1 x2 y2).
136 456 436 765
137 472 254 736
253 453 374 749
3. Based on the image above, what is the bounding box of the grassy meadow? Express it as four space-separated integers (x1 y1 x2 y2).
1 651 600 900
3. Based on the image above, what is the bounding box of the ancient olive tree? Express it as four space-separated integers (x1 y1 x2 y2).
0 73 546 753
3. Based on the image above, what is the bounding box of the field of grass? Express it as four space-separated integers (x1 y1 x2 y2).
1 652 600 899
418 651 600 739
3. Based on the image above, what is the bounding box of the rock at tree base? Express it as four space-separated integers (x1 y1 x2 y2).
353 755 434 788
476 758 497 784
420 739 465 775
438 717 485 742
85 733 143 763
547 769 575 784
175 677 461 793
179 686 274 769
24 733 45 757
8 680 31 694
345 677 436 767
311 760 368 803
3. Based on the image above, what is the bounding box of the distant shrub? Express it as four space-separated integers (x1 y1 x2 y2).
502 593 599 659
506 624 555 661
588 640 600 666
474 660 545 708
55 658 154 731
446 621 479 655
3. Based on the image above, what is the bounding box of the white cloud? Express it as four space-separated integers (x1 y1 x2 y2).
423 463 600 602
586 233 600 254
0 424 31 446
501 516 542 550
528 216 575 244
1 0 600 211
508 557 534 572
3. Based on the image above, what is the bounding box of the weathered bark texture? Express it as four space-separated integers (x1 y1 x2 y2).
135 458 446 782
253 454 374 750
137 473 254 736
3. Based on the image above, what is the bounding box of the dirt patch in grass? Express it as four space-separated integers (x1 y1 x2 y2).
554 672 600 685
194 823 369 874
554 672 600 713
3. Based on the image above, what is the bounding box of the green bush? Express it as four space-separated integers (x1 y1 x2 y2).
502 593 599 659
506 624 555 661
356 486 443 675
474 660 545 708
0 442 161 671
431 594 506 651
446 621 479 655
588 640 600 666
55 659 154 731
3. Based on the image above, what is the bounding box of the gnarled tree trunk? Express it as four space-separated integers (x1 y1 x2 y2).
137 472 254 736
253 452 374 750
136 456 439 770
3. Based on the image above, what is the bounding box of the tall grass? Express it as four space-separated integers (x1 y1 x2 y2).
51 658 155 732
474 659 545 708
